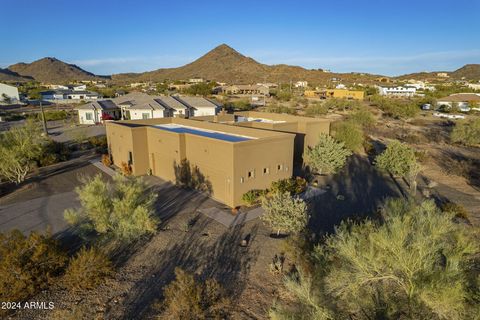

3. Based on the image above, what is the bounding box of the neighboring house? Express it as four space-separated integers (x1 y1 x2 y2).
189 77 204 83
41 89 101 101
294 81 308 88
223 84 270 96
467 83 480 90
0 83 20 104
75 92 221 123
322 89 365 100
436 93 480 111
75 100 121 124
114 93 192 120
173 96 220 116
378 86 416 97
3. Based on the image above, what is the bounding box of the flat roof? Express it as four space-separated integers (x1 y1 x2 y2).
154 124 255 142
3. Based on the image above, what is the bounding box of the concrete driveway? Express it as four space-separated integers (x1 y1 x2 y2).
0 158 109 235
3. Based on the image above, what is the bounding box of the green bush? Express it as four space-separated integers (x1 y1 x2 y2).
0 230 66 303
332 120 365 152
304 134 352 175
369 95 419 119
36 140 70 166
350 108 375 128
270 177 307 195
324 98 362 111
272 198 479 319
261 192 308 236
64 174 158 241
63 247 113 291
450 118 480 146
242 189 266 206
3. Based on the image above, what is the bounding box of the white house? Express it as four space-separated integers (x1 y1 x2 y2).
41 89 101 102
173 96 220 116
189 77 204 83
294 81 308 88
75 100 121 124
378 86 416 97
436 93 480 112
0 83 20 104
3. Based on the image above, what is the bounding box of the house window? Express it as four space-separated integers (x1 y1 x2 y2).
263 167 269 174
277 164 283 171
85 112 93 120
142 113 150 119
247 170 255 178
128 151 133 165
240 177 244 183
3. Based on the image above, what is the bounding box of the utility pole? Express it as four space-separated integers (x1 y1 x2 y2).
39 100 48 135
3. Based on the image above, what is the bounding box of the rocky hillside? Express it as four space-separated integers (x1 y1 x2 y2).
7 57 107 83
0 68 32 82
112 44 382 85
450 64 480 80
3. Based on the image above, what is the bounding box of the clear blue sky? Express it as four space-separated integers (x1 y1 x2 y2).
1 0 479 76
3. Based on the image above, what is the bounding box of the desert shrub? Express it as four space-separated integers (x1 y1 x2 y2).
414 149 429 163
63 247 113 291
0 230 66 302
350 108 375 128
276 90 293 102
88 135 107 148
160 268 230 319
369 95 419 119
242 189 266 206
267 104 296 114
261 192 309 236
270 177 307 195
102 154 112 167
442 202 471 222
375 140 420 193
305 102 328 116
64 174 158 241
304 134 351 175
228 99 252 111
120 161 132 176
36 140 70 167
450 118 480 146
400 133 422 144
332 120 364 152
324 98 361 111
272 198 479 320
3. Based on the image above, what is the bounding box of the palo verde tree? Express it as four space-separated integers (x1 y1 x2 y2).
271 198 479 320
375 140 420 194
64 174 158 241
261 192 309 236
304 134 352 175
0 119 46 183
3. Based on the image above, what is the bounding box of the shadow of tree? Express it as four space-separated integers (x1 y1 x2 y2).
173 159 213 195
309 155 404 235
111 216 259 320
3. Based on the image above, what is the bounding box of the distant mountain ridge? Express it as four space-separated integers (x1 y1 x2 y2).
0 68 33 82
112 44 382 84
1 45 479 84
6 57 108 83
